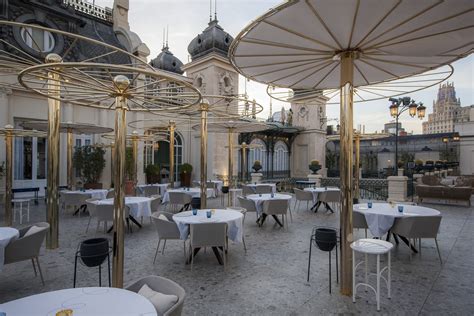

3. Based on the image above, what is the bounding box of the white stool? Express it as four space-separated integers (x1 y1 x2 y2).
12 198 31 224
351 238 393 311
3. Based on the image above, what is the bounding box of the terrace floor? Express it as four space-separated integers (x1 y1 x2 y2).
0 195 473 315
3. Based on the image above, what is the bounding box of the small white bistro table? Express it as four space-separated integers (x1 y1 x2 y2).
0 287 157 315
0 227 19 271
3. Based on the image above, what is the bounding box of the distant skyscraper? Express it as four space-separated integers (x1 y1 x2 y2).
422 82 469 134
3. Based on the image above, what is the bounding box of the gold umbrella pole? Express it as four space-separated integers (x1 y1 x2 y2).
339 52 354 296
199 101 209 208
228 129 234 205
46 53 62 249
67 128 73 190
112 75 129 288
169 121 176 188
132 131 139 190
242 142 248 183
4 125 13 226
354 134 360 202
110 142 115 188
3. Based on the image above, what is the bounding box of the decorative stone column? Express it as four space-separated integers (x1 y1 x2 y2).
250 172 262 184
307 174 322 187
397 168 404 176
387 175 408 202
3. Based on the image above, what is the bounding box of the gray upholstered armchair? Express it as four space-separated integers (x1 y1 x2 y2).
4 222 49 285
126 275 186 316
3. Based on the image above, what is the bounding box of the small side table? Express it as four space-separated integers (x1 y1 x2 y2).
351 238 393 311
229 189 243 207
12 198 31 224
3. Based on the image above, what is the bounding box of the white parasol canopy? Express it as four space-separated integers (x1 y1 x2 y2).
230 0 473 90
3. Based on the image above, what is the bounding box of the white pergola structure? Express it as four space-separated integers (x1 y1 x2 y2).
229 0 473 295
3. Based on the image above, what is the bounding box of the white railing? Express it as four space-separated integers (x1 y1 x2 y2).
63 0 113 22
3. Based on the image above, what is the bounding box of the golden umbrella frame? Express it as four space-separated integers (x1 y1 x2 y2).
0 21 154 250
18 61 201 288
192 118 272 205
229 0 473 295
129 95 265 209
0 125 46 226
20 121 113 190
267 64 454 104
228 142 264 183
102 132 167 189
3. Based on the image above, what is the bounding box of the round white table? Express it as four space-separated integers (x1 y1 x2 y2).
246 193 292 216
0 287 157 315
162 188 215 204
353 203 441 237
245 183 277 193
304 187 340 203
63 189 109 200
172 209 243 242
94 197 152 218
0 227 19 271
137 183 169 196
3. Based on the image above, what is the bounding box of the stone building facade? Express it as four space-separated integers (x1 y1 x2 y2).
422 82 470 134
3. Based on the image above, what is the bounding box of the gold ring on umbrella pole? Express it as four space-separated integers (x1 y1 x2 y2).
354 134 361 202
339 51 354 296
199 101 209 209
169 121 176 188
4 125 13 226
228 128 234 206
46 53 62 250
132 131 139 189
67 128 73 190
112 75 129 288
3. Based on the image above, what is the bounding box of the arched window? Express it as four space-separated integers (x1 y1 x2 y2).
273 141 289 173
20 26 55 53
248 138 267 173
144 132 183 182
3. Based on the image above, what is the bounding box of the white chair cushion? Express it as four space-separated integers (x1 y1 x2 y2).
138 284 178 315
24 225 43 237
158 214 169 222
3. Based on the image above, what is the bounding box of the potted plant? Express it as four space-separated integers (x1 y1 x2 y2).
252 160 262 173
124 147 135 195
309 160 321 174
179 163 193 187
145 164 160 184
435 160 443 170
73 146 106 189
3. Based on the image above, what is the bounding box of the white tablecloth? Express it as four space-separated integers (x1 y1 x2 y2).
304 187 340 203
195 180 224 192
246 193 292 216
0 227 19 271
162 188 216 204
246 183 277 193
63 189 108 200
353 203 441 237
137 183 169 196
172 209 243 242
0 287 157 316
94 197 152 218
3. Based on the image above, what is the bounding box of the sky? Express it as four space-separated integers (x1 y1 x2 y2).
95 0 474 134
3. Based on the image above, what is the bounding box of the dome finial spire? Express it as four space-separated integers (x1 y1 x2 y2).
214 0 217 21
166 25 169 49
209 0 212 22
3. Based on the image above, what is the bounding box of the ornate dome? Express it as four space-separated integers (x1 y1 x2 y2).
150 46 184 74
188 19 233 61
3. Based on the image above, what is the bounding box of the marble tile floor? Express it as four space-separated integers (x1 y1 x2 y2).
0 195 473 315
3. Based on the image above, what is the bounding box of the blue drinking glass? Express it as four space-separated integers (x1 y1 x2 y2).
259 193 262 197
271 193 274 198
206 210 212 218
398 205 404 213
192 208 197 216
368 201 373 208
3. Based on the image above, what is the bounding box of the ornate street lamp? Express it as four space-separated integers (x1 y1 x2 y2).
388 97 425 174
